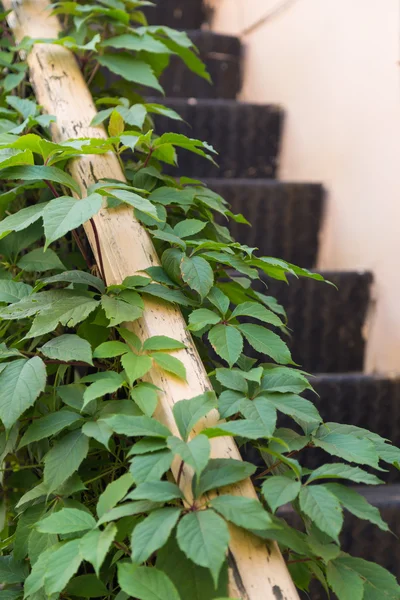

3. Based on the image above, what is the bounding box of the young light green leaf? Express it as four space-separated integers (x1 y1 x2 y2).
118 563 180 600
18 410 82 448
151 352 186 380
44 430 89 493
93 340 130 358
97 473 134 518
238 324 292 364
262 476 301 513
132 507 181 564
172 391 217 441
121 352 153 385
180 255 214 300
210 495 273 530
40 334 93 365
177 510 229 587
299 485 343 542
142 336 186 352
43 194 102 248
196 458 256 497
131 382 159 417
167 434 210 477
0 357 46 430
37 508 96 534
17 247 65 272
208 324 243 367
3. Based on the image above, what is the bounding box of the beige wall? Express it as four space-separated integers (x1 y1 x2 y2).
210 0 400 374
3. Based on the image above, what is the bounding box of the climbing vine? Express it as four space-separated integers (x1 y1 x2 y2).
0 1 398 599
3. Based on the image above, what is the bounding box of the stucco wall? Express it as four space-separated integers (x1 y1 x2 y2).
210 0 400 374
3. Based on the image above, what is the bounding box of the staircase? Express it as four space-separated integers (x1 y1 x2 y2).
145 0 400 589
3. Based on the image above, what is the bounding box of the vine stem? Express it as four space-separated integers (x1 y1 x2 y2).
90 217 106 283
86 61 99 87
177 460 185 486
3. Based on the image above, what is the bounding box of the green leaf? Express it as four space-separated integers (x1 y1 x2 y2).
326 559 365 600
96 501 159 526
218 390 247 419
260 365 313 394
98 54 163 93
103 33 171 54
65 575 109 598
262 476 301 513
0 165 80 194
240 398 277 437
40 334 93 364
109 188 159 220
330 555 400 599
132 507 181 564
24 545 54 597
238 323 292 364
230 302 283 326
196 458 256 497
44 429 89 493
215 368 248 393
0 357 46 430
208 324 243 367
97 473 134 518
299 485 343 541
307 463 383 485
0 280 32 303
121 352 153 385
82 420 113 449
43 193 102 248
143 336 186 352
0 342 24 359
208 287 230 317
151 352 186 380
188 308 221 331
128 481 183 502
262 393 322 425
13 504 45 560
172 392 217 441
313 432 380 468
44 539 82 595
177 510 229 586
131 382 159 417
118 563 180 600
41 270 105 293
37 508 96 534
325 483 389 531
93 340 130 358
210 495 273 530
102 414 171 438
143 282 193 306
17 247 65 272
129 439 167 456
180 255 214 300
0 556 28 584
167 435 210 477
0 202 46 239
102 295 143 327
174 219 206 238
18 410 82 448
83 376 125 406
130 450 173 484
27 294 99 337
202 419 269 440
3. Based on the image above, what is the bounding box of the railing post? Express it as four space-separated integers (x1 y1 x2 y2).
4 2 300 597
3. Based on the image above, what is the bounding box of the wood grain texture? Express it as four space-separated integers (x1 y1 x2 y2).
4 2 300 598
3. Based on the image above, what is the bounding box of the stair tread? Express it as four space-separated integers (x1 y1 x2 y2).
149 98 284 178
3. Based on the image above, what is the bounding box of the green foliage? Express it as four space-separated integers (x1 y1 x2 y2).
0 3 398 600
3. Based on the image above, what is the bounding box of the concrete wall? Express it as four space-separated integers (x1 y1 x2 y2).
210 0 400 374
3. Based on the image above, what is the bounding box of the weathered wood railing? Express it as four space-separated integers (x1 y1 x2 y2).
4 1 300 598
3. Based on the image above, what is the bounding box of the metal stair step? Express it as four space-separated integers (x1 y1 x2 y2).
205 178 324 267
143 0 207 29
159 31 243 99
253 271 373 373
148 98 284 178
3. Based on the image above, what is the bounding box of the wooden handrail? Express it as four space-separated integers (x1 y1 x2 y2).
4 2 300 598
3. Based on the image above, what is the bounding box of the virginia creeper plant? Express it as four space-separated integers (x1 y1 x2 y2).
0 1 398 599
